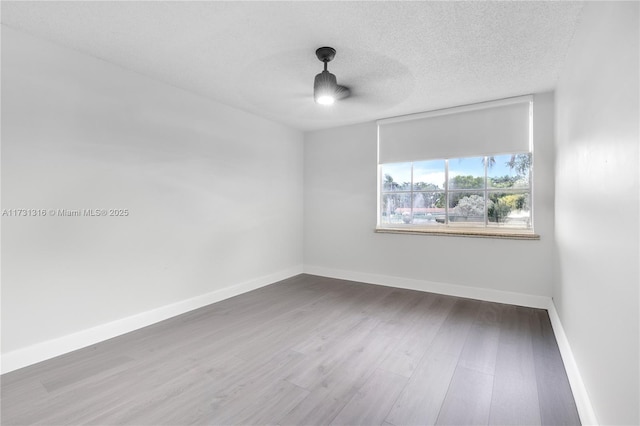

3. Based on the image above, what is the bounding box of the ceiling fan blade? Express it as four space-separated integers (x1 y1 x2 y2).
335 85 351 100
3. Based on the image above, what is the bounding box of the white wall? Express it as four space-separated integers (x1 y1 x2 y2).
304 93 555 300
1 27 303 357
554 2 639 425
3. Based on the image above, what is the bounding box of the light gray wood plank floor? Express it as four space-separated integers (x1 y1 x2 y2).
1 274 580 425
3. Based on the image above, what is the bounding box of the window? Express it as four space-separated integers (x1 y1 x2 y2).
376 95 537 238
380 153 532 230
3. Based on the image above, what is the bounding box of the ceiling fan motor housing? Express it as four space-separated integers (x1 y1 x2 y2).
314 70 337 94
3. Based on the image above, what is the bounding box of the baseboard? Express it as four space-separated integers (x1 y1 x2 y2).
1 265 303 375
303 265 551 309
547 301 599 425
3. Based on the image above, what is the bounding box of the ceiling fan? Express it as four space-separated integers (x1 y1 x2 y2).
313 47 350 105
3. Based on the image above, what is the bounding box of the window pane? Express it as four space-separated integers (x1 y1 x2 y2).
381 193 412 224
412 192 446 225
412 160 445 190
381 162 411 191
488 191 531 228
488 153 531 189
449 192 486 225
378 153 534 233
448 157 485 189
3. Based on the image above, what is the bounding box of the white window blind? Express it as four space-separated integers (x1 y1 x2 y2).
377 96 532 164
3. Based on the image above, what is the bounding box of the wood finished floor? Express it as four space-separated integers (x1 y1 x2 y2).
1 274 580 426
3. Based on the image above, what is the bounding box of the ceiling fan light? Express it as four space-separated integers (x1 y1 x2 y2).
316 95 335 105
314 70 337 105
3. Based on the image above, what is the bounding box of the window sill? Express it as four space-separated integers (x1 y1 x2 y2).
375 226 540 240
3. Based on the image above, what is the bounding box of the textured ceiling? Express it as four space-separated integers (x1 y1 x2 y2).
2 1 584 132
